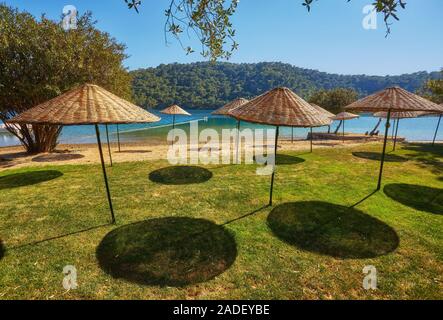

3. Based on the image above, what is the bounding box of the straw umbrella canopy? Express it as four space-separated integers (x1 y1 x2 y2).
161 104 191 129
374 111 428 151
310 103 335 118
330 112 359 143
8 83 161 223
229 87 332 206
212 98 250 163
305 103 336 139
212 98 249 116
345 86 443 190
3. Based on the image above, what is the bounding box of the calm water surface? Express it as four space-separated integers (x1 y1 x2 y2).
0 109 441 147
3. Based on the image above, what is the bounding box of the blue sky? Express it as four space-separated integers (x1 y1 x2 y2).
4 0 443 75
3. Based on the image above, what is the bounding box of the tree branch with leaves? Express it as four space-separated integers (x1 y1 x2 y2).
126 0 407 61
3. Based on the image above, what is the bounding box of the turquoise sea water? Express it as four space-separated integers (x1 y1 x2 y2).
0 109 441 147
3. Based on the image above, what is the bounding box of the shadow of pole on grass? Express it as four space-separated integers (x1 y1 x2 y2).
0 240 5 261
8 223 111 250
384 184 443 215
349 190 378 208
267 201 399 259
96 217 237 287
148 166 213 185
221 205 270 226
0 170 63 190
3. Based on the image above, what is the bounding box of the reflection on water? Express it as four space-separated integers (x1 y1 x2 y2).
0 110 441 148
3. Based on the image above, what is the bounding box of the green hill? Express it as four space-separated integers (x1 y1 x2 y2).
131 62 440 109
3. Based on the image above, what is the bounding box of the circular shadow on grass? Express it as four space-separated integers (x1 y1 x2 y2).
353 152 408 162
0 170 63 190
267 201 399 259
254 154 306 165
96 217 237 287
149 166 213 185
32 153 84 162
384 184 442 215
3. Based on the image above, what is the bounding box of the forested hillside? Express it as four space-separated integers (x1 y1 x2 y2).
131 62 440 109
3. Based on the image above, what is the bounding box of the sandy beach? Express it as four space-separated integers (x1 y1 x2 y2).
0 138 382 171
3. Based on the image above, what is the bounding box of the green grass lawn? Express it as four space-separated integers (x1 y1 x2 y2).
0 142 442 299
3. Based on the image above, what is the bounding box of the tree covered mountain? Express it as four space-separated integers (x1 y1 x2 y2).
131 62 440 109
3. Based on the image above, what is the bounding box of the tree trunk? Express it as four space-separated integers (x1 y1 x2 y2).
2 121 61 154
370 118 382 135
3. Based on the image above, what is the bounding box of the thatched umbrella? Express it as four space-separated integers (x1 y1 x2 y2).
374 111 427 151
161 104 191 129
345 86 443 190
292 103 335 143
311 103 335 118
212 98 249 163
212 98 249 116
330 112 360 143
8 83 160 223
161 105 191 147
229 87 332 205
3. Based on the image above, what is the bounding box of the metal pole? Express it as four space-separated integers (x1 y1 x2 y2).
269 126 279 206
432 114 442 146
105 124 113 167
310 127 313 153
116 124 121 152
377 110 392 191
95 125 116 224
393 118 400 151
236 120 241 164
291 127 294 143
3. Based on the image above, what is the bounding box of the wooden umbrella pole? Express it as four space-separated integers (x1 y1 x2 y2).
291 127 294 143
269 126 279 206
432 114 442 146
310 127 313 153
116 124 121 152
95 125 116 224
393 118 400 151
377 109 392 191
236 120 241 164
172 114 175 147
343 120 345 144
105 124 113 167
